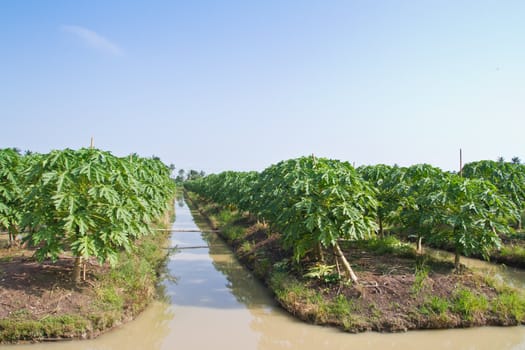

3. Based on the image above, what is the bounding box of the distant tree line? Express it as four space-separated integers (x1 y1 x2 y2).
174 168 206 183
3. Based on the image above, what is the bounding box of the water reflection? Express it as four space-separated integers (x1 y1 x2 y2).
427 249 525 289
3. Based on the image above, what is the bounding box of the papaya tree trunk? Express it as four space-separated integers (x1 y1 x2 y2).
73 256 82 283
378 215 384 238
416 236 423 254
454 250 461 271
314 242 325 263
333 242 359 284
8 226 18 247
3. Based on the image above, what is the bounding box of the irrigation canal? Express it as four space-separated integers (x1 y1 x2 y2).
5 199 525 349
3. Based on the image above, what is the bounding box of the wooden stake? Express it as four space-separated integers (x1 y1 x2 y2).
459 148 463 177
90 137 94 149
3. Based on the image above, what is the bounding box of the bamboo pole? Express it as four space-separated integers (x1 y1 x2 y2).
334 242 359 283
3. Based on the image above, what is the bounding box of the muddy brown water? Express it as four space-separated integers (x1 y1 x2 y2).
5 199 525 349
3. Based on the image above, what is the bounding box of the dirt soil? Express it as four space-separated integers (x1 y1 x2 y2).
0 246 104 322
245 235 505 331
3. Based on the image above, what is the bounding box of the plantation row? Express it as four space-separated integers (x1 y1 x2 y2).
185 156 525 282
0 148 176 281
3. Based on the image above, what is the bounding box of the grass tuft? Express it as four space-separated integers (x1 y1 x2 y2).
491 289 525 323
451 288 488 322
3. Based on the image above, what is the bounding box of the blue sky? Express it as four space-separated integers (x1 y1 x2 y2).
1 1 524 174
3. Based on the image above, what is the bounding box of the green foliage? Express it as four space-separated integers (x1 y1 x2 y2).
433 177 517 268
500 244 525 260
303 264 341 284
463 160 525 228
96 286 124 311
253 256 272 279
95 229 169 315
357 236 416 257
222 226 245 243
216 209 237 224
358 161 524 266
0 314 89 342
269 270 311 305
357 164 405 236
329 294 354 317
395 164 449 251
188 155 525 283
363 162 519 267
412 261 430 294
0 148 26 245
420 295 451 327
272 259 291 272
187 156 378 282
238 241 254 255
21 148 175 273
184 171 259 214
257 157 378 262
491 290 525 322
421 296 450 316
451 288 489 321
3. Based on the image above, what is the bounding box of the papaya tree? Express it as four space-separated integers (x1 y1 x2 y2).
433 176 518 270
125 155 176 225
395 164 449 253
23 148 175 283
232 171 259 215
358 164 405 237
0 148 25 246
258 157 378 283
186 157 378 283
463 160 525 230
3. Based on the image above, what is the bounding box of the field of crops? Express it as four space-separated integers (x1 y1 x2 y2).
186 156 525 281
0 148 176 282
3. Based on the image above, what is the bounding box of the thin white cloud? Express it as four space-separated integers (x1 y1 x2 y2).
61 25 123 56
